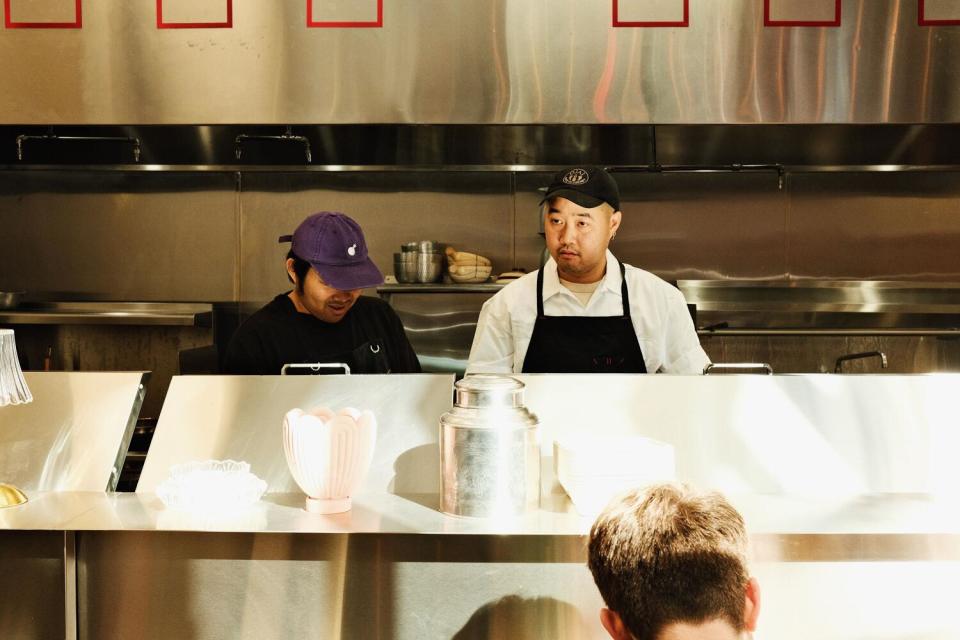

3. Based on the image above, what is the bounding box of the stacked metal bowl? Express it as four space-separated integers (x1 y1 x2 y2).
394 241 444 283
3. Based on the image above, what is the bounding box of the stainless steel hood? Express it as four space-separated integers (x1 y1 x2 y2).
1 0 959 126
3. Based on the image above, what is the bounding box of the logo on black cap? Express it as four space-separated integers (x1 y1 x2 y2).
562 168 590 185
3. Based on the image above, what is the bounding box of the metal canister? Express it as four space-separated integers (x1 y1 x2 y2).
440 374 540 518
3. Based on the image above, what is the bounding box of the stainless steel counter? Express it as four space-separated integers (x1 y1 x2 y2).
0 371 147 492
5 490 960 639
7 373 960 639
138 373 960 498
7 491 960 553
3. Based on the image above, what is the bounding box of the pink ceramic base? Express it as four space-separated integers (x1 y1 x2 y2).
305 496 352 514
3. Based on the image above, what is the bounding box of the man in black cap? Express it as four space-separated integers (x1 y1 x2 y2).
223 211 421 374
467 166 708 374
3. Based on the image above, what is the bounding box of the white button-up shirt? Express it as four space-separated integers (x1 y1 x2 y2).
467 251 710 375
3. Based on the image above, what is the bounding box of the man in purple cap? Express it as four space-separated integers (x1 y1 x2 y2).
223 212 421 374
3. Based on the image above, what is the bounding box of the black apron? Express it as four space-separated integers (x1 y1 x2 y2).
283 340 390 374
521 260 647 374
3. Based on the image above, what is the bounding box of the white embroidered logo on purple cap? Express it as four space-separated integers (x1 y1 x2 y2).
562 168 589 185
347 244 357 257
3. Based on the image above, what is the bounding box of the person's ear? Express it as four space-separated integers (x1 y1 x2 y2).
285 258 298 286
610 210 622 238
599 608 633 640
743 577 761 632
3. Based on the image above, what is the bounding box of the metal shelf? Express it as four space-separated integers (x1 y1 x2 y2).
0 302 213 327
376 283 505 302
698 328 960 337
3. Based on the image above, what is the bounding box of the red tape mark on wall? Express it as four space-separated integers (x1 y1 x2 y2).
4 0 82 29
613 0 689 27
308 0 383 28
919 0 960 26
764 0 841 27
156 0 233 29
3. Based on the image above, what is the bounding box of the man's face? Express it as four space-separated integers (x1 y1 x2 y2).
544 197 621 282
292 263 362 323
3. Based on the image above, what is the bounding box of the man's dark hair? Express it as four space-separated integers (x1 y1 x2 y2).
588 483 750 640
286 250 311 293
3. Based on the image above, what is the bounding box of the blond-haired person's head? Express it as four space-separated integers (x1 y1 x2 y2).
588 483 760 640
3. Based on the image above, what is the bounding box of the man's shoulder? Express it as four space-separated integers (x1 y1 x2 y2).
234 295 293 333
622 263 682 298
350 295 407 327
352 295 396 316
488 270 538 303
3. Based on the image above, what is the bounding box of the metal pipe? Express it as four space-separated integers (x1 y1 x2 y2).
16 131 141 162
234 126 312 163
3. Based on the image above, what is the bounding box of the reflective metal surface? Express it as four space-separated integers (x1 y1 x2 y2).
0 171 238 302
1 1 960 124
10 490 960 547
8 373 960 637
7 491 960 638
441 375 540 517
0 531 66 640
67 529 960 639
0 372 147 491
138 374 455 494
0 302 212 326
4 165 960 385
681 279 960 332
141 373 960 498
7 124 960 166
514 374 960 496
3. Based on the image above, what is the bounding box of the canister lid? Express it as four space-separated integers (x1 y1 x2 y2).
454 374 525 408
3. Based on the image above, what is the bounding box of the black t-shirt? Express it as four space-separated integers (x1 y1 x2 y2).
222 293 422 375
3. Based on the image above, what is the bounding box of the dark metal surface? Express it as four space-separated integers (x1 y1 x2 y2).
6 124 960 167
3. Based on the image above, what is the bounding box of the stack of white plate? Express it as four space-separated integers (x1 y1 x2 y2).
554 435 675 517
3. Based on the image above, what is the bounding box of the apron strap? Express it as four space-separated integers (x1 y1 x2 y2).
538 258 631 319
536 266 546 318
619 260 631 319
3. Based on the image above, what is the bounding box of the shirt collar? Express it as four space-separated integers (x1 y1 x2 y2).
542 249 622 302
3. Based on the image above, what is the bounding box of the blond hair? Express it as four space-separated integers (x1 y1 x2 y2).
588 483 749 640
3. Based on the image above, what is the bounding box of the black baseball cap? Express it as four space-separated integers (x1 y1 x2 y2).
542 166 621 212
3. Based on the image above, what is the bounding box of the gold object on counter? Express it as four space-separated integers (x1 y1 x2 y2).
0 483 27 508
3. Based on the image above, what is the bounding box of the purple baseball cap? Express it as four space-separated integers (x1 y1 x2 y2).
279 212 384 290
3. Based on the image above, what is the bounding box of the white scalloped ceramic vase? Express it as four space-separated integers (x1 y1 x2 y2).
282 406 378 514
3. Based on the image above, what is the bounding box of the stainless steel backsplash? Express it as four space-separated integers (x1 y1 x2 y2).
5 168 960 302
2 0 960 124
3 166 960 376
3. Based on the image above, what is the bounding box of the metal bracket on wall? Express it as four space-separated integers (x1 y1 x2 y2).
609 164 786 190
15 128 141 162
608 125 786 189
234 126 312 163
